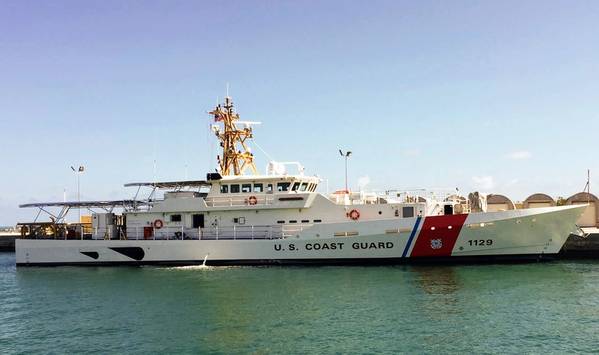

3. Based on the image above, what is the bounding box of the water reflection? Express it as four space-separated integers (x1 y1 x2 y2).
5 254 599 354
411 266 461 295
409 266 462 319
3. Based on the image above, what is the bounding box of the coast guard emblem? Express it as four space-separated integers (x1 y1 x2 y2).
430 238 443 250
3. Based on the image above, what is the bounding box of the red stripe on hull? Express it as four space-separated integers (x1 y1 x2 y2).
410 214 468 257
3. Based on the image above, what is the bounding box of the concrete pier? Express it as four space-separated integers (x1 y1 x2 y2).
560 232 599 258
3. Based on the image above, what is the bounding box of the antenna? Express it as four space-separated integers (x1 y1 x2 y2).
584 169 591 204
153 159 157 183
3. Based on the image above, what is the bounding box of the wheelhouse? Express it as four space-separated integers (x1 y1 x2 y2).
213 175 321 196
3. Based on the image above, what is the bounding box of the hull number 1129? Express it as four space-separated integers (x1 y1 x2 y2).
468 239 493 246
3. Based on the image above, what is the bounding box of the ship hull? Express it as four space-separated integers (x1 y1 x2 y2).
15 205 585 266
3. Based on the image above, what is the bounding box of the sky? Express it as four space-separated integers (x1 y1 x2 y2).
1 0 598 225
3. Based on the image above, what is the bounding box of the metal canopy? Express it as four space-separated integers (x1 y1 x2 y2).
19 200 150 224
124 180 211 189
19 200 146 209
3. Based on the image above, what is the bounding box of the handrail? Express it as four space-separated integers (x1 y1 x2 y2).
204 194 276 207
116 224 305 241
24 223 313 241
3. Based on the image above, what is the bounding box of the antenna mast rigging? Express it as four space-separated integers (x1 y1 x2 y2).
209 96 258 176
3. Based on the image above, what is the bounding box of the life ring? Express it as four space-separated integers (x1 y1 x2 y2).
247 195 258 205
153 219 164 229
348 209 360 220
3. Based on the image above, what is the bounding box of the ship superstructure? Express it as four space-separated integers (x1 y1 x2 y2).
15 96 586 266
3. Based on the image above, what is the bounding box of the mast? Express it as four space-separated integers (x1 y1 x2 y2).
209 96 258 176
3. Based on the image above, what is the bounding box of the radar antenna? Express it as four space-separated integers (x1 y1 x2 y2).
209 96 258 176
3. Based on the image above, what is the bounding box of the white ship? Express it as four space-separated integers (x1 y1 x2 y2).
16 97 585 266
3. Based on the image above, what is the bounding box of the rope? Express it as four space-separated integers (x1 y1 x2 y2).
250 139 275 162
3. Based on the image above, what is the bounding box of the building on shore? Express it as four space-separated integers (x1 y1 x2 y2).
523 193 556 209
565 192 598 228
486 194 516 212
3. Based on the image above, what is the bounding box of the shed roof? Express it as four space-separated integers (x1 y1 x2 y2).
566 192 599 203
524 193 555 203
487 194 514 204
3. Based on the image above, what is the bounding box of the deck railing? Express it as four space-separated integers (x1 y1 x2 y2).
113 224 311 241
204 194 275 208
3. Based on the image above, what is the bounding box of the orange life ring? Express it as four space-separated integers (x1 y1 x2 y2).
153 219 164 229
247 195 258 205
348 209 360 220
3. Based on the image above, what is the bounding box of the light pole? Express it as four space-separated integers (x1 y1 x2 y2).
71 165 85 237
339 150 352 193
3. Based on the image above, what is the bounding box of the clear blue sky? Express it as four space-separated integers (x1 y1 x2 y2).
1 0 598 225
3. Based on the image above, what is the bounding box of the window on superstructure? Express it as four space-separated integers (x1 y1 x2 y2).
170 214 182 222
277 182 290 192
299 183 308 192
242 184 251 193
254 183 263 193
267 184 273 193
291 182 300 191
230 184 240 193
402 206 414 218
220 185 229 193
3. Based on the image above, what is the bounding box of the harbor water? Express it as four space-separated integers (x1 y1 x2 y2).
1 252 598 354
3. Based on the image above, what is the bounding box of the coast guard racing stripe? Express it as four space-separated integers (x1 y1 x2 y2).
402 216 422 257
410 214 468 257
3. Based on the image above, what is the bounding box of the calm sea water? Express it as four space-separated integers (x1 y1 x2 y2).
1 252 598 354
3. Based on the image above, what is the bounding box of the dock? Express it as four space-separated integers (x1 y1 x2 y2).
560 228 599 258
0 234 17 251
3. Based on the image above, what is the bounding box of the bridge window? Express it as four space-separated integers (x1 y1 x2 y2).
291 182 300 191
220 185 229 193
277 182 291 192
230 184 240 193
267 184 273 193
242 184 251 193
254 183 263 193
299 182 308 192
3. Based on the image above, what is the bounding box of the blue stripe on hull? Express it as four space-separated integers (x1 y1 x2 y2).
402 216 422 258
